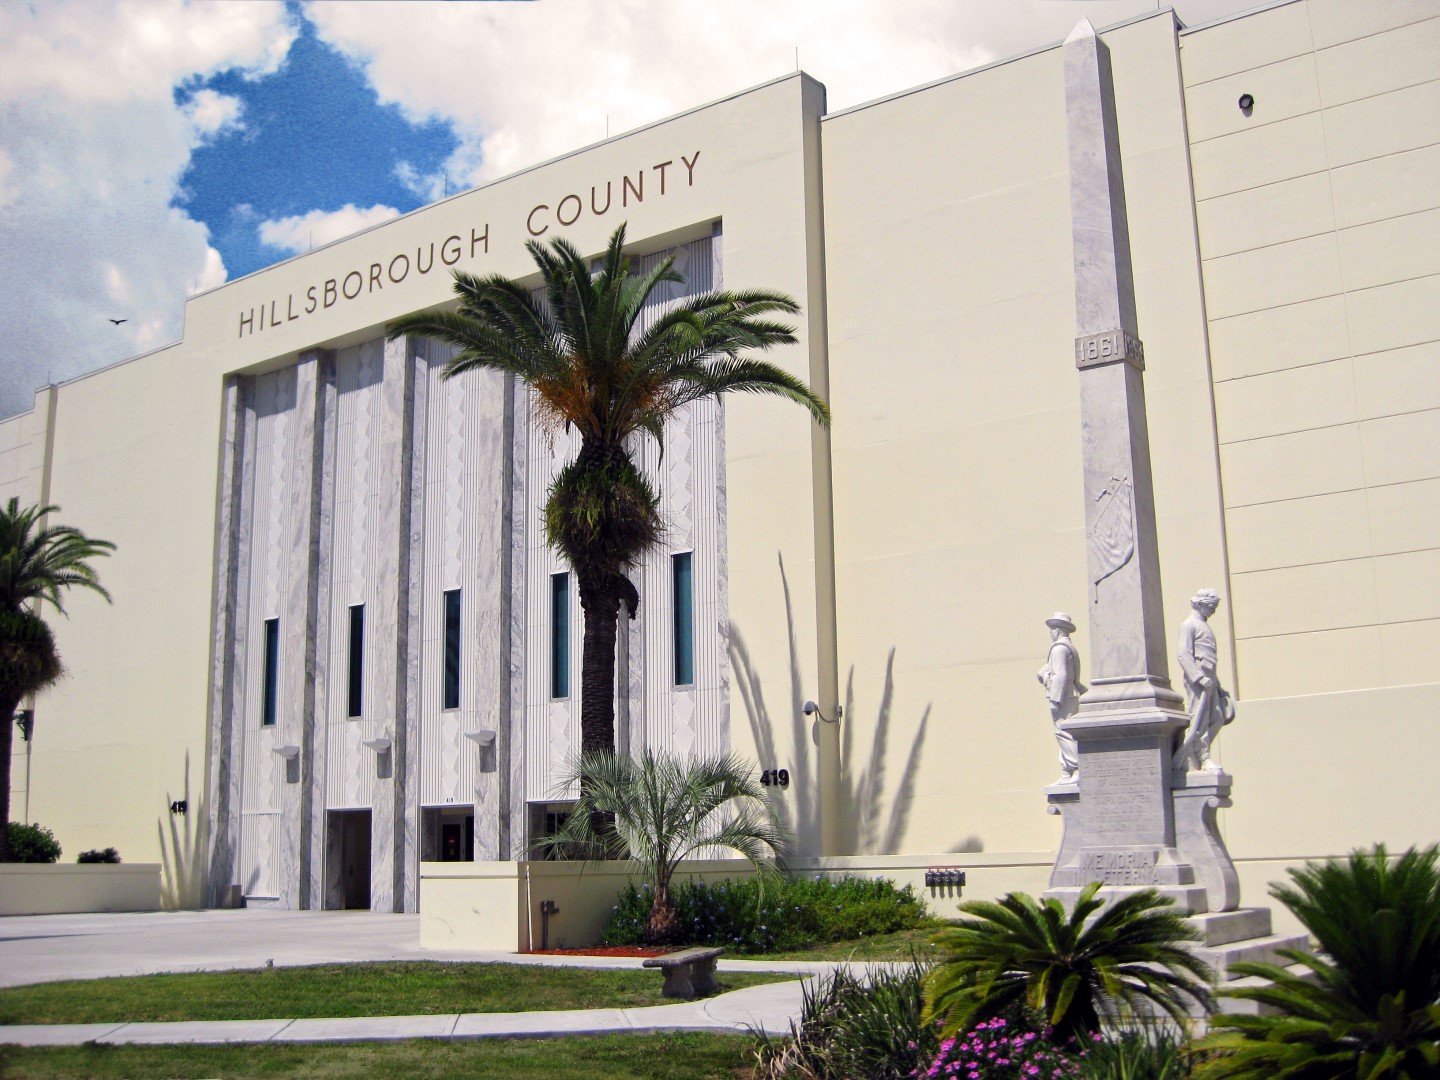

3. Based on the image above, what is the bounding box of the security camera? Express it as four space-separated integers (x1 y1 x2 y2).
802 700 818 715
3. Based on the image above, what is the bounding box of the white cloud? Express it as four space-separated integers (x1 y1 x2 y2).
304 0 1259 192
0 0 297 419
182 89 245 140
258 203 403 255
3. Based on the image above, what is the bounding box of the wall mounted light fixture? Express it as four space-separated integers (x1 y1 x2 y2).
802 700 842 723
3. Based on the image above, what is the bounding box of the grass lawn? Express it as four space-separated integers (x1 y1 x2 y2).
0 963 793 1026
0 1032 757 1079
756 920 952 962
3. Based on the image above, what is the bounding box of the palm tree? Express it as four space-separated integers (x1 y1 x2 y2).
923 882 1213 1042
0 498 114 862
537 749 789 943
388 224 828 762
1195 845 1440 1079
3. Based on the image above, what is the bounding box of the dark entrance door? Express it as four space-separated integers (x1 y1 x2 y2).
329 810 371 910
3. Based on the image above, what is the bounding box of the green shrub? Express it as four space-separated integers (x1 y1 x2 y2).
1195 844 1440 1079
1081 1025 1191 1080
603 874 926 953
754 962 935 1079
8 822 61 863
77 847 121 864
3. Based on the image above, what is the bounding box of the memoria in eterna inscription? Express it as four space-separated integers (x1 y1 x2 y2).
1081 848 1160 886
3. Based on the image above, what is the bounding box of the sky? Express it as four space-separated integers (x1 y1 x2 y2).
0 0 1264 420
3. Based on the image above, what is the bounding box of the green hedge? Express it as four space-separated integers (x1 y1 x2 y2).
7 822 61 863
603 874 926 953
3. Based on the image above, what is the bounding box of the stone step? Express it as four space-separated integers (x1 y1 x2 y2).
1213 962 1318 1017
1195 932 1312 982
1186 906 1273 947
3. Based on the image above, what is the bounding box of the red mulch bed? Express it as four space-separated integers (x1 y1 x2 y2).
523 946 673 957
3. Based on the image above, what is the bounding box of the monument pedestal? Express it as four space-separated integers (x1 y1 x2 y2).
1045 718 1241 914
1044 691 1212 913
1173 769 1239 913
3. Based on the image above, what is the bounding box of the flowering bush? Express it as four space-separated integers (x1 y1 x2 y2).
604 873 927 953
915 1016 1087 1080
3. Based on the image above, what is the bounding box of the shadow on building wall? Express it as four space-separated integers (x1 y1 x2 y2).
730 554 935 858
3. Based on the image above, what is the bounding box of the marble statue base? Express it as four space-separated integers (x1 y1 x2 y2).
1172 769 1239 912
1043 697 1217 914
1045 764 1240 914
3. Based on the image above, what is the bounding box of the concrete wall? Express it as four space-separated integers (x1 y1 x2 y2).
820 12 1230 860
0 864 161 916
1179 0 1440 874
1184 0 1440 700
419 854 1056 952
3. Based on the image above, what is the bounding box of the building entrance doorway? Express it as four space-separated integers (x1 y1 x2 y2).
327 810 372 910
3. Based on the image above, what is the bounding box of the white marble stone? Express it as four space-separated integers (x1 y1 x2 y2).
206 377 247 906
1172 769 1240 912
1046 19 1206 913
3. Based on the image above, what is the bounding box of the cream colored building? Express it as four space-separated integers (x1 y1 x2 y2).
1 0 1436 921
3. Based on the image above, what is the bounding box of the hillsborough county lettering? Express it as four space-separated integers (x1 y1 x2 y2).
236 151 702 340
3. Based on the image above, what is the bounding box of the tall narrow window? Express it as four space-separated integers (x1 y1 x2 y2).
262 618 279 727
443 588 462 710
551 572 570 699
673 552 694 686
347 604 365 718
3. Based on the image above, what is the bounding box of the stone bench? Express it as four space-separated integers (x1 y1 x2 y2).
642 946 725 999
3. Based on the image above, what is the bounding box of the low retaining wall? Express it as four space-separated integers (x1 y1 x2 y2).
0 864 162 916
419 852 1055 952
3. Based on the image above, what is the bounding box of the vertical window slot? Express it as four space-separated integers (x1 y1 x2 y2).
673 552 694 687
443 589 461 710
551 572 570 699
348 604 365 718
262 618 279 727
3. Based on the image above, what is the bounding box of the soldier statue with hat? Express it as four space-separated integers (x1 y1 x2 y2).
1037 612 1085 783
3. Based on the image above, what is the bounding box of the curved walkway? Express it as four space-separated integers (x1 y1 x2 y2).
0 909 894 1048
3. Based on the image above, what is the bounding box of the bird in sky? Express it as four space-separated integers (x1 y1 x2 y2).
109 319 127 325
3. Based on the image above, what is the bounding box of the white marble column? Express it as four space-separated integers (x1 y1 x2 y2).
399 343 428 911
206 376 252 906
290 350 335 909
369 335 419 912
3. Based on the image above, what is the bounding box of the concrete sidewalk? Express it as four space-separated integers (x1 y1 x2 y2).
0 979 806 1047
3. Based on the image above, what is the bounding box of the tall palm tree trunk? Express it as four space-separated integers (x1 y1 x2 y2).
577 573 622 759
0 688 20 862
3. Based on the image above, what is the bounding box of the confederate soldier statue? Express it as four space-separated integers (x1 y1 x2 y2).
1175 588 1235 772
1037 613 1083 783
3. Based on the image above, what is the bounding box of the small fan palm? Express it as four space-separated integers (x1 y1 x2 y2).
537 749 789 944
1195 844 1440 1080
923 882 1213 1042
0 498 114 862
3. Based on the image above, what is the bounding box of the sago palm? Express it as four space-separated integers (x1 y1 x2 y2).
923 882 1212 1041
538 749 789 943
1195 845 1440 1080
0 498 114 862
389 223 828 762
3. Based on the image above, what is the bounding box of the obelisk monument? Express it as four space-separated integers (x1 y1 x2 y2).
1045 18 1208 911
